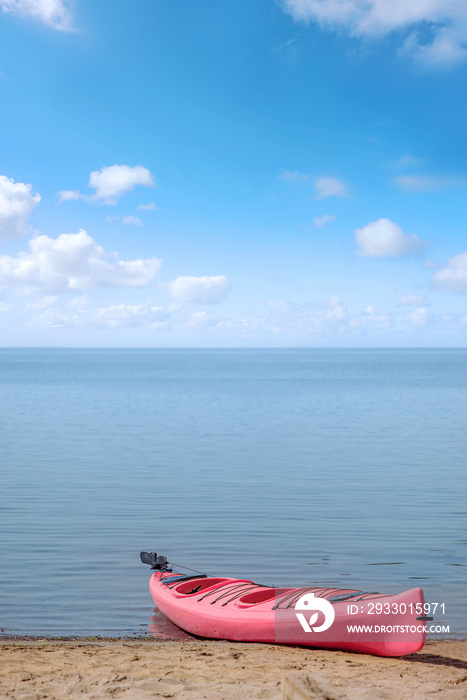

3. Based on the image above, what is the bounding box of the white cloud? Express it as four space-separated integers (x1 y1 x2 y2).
26 295 58 309
313 176 348 200
0 229 162 293
121 215 143 226
89 165 154 203
104 214 143 226
35 303 170 329
422 259 443 269
396 292 427 306
407 307 429 326
187 311 224 330
280 0 467 66
267 295 349 330
0 175 41 240
313 213 336 227
0 0 73 31
232 296 397 339
277 171 348 201
392 153 424 169
137 202 157 211
355 218 428 258
83 304 168 329
349 306 392 330
67 294 88 310
58 165 155 205
279 170 310 182
402 24 467 67
56 189 84 203
432 251 467 293
273 37 299 54
394 174 459 192
263 296 394 337
166 275 231 304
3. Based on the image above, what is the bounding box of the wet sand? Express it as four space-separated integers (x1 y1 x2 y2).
1 638 466 699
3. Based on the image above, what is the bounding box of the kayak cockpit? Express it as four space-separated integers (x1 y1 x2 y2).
173 578 231 595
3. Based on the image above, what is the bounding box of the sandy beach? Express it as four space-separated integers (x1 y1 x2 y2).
1 638 466 699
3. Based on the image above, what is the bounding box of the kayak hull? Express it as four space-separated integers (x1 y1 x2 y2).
148 571 426 657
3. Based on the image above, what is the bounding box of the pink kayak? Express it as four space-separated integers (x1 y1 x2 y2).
141 552 427 657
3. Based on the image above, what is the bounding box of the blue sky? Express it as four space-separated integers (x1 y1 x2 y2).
1 0 467 346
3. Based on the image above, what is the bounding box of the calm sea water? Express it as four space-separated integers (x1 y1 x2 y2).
0 349 466 637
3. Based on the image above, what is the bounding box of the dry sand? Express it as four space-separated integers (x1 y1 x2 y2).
1 638 466 699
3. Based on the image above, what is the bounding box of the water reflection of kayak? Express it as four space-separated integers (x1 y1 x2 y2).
149 607 196 640
141 552 426 657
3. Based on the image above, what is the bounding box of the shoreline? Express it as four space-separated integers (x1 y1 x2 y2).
3 633 467 643
1 638 466 699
